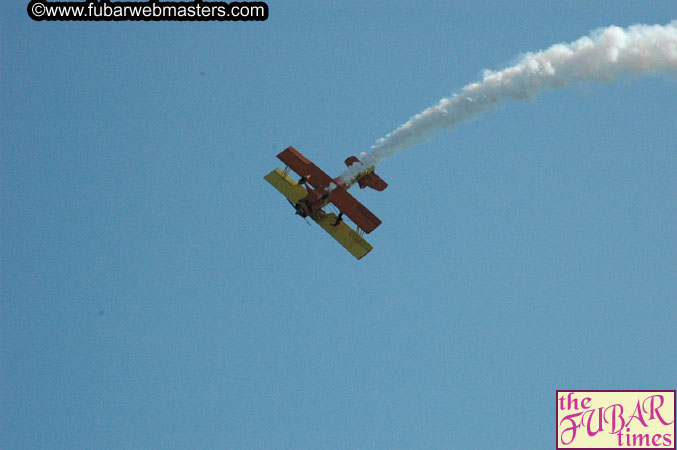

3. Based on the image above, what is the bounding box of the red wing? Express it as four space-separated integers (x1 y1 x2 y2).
277 147 333 190
330 187 381 233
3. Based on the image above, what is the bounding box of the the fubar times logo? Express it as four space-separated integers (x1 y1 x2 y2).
557 390 676 449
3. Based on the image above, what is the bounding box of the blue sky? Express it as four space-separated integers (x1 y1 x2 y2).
2 1 675 449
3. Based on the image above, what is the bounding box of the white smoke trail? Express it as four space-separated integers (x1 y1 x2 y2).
341 21 677 183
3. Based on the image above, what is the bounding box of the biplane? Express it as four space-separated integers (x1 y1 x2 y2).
264 146 387 259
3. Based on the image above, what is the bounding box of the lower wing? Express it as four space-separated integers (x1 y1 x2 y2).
264 167 308 204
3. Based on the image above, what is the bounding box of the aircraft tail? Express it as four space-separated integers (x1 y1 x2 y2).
345 156 388 191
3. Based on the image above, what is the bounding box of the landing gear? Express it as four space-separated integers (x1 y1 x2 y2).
333 212 343 226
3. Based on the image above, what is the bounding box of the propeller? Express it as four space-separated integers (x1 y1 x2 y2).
287 199 311 226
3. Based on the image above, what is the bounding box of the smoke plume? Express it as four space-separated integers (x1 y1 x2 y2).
341 21 677 183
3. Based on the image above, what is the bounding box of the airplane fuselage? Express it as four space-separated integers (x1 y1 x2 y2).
294 175 354 218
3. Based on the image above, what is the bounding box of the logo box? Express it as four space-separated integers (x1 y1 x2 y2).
556 390 676 449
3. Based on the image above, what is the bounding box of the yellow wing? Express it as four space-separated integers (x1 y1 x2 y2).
264 167 308 204
264 168 373 260
310 210 373 260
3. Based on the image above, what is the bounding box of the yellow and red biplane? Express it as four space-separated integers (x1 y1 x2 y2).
264 146 387 259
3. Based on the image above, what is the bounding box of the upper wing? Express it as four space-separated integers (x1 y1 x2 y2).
276 147 334 190
329 187 381 233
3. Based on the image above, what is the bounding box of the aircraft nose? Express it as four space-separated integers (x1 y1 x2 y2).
294 202 309 217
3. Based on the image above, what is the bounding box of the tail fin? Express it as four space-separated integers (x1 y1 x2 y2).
358 172 388 191
344 156 388 191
